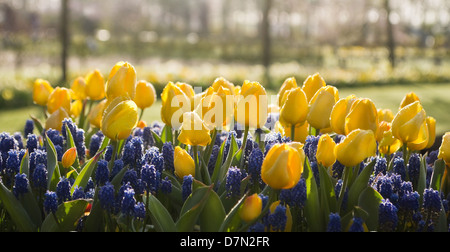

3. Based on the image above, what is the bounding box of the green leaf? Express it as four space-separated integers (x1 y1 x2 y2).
30 115 44 136
176 185 212 231
430 159 446 191
45 133 60 191
41 199 91 232
346 160 375 213
318 164 337 222
150 129 163 150
0 181 36 231
18 187 43 228
161 125 173 144
199 188 226 232
146 194 177 232
19 150 30 176
70 151 102 194
357 186 383 231
218 190 249 232
417 154 428 204
303 158 323 231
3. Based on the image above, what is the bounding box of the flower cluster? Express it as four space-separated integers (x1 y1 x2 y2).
0 63 449 232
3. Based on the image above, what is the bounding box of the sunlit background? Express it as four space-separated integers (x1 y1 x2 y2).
0 0 449 146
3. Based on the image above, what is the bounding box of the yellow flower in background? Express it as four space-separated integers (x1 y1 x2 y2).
302 73 326 102
261 143 304 190
277 77 297 106
377 108 394 123
279 87 309 127
268 201 292 232
70 99 83 118
279 121 309 143
198 85 233 129
47 87 71 114
70 77 87 101
330 95 357 135
62 147 77 169
133 80 157 110
391 101 426 144
377 122 402 155
45 107 69 131
88 99 107 128
174 146 195 179
85 69 105 100
307 85 339 130
235 80 268 129
178 111 211 147
438 132 450 165
101 96 139 141
335 129 377 167
212 77 235 95
33 79 54 106
239 193 263 223
106 61 137 100
399 92 420 109
425 116 436 149
344 98 378 135
316 134 337 167
160 81 192 129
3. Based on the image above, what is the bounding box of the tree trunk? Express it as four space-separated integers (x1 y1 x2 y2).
384 0 396 69
261 0 272 88
60 0 70 84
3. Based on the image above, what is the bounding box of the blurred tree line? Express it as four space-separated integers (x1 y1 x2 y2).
0 0 449 87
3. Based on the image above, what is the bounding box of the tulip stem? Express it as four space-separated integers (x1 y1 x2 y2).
240 125 250 169
193 145 202 181
291 125 296 141
337 166 351 213
402 144 410 181
139 108 145 122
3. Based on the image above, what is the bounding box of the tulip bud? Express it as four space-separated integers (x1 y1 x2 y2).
391 101 426 144
438 132 450 165
316 134 337 167
70 99 83 118
47 87 72 114
33 79 54 106
261 143 304 189
133 80 157 110
330 95 357 135
212 77 235 95
279 87 309 127
160 81 191 129
70 77 87 101
45 107 69 131
85 69 105 100
235 80 268 129
377 108 394 123
344 98 378 135
302 73 326 102
177 111 211 147
335 129 377 167
406 118 429 151
88 99 107 129
174 146 195 179
198 86 233 130
307 85 339 130
239 193 263 223
277 77 297 106
378 122 402 155
399 92 420 109
106 61 137 100
62 147 77 168
425 116 436 149
101 97 139 141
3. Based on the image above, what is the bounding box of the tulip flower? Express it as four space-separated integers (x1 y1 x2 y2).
160 81 192 129
33 79 54 106
198 85 234 130
302 73 326 102
70 100 83 118
177 111 211 147
88 99 107 129
70 77 87 101
62 147 77 168
438 132 450 165
45 107 69 131
277 77 297 106
425 116 436 149
47 87 72 114
133 80 156 110
239 193 263 223
279 87 309 128
330 95 358 135
344 98 378 135
391 101 426 144
174 146 195 179
261 143 304 190
278 121 309 143
316 134 337 167
85 69 105 100
307 85 339 131
101 96 139 141
175 82 195 110
399 92 420 109
235 80 268 129
377 108 394 123
335 129 377 167
377 122 401 155
212 77 235 95
406 118 429 151
106 61 137 100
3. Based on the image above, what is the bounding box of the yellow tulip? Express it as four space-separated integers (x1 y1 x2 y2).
399 92 420 109
70 77 87 101
377 122 402 155
425 116 436 149
391 101 427 144
198 86 233 130
174 146 195 179
47 87 72 114
307 85 339 130
268 201 292 232
101 97 139 141
277 77 298 106
239 193 263 223
406 119 429 151
302 73 326 102
335 129 377 167
279 87 309 127
175 82 195 110
279 121 309 143
261 143 304 190
160 81 192 129
235 80 268 129
212 77 235 95
106 61 137 100
88 99 107 128
177 111 211 147
330 95 358 135
33 79 54 106
45 107 69 131
133 80 157 110
438 132 450 165
62 147 77 168
70 99 83 118
316 134 337 167
85 69 105 100
377 108 394 123
344 98 378 135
